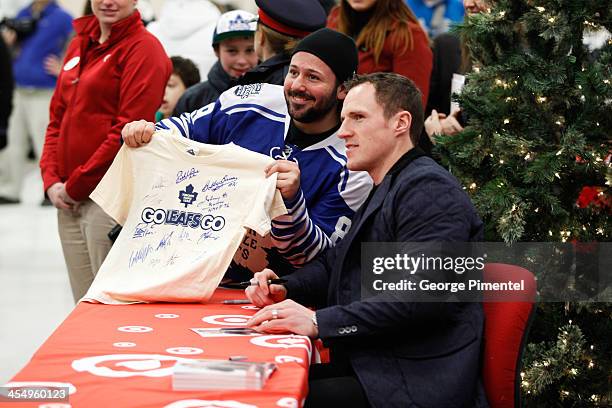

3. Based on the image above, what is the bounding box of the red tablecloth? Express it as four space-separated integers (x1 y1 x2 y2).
3 289 312 408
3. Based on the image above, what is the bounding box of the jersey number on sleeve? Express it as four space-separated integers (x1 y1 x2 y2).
330 216 352 244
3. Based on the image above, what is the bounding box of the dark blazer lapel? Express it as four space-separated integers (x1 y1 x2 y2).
346 177 392 247
336 148 426 262
330 177 393 302
328 148 427 302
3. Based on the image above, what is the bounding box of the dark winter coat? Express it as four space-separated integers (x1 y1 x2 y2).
237 53 290 86
173 61 236 116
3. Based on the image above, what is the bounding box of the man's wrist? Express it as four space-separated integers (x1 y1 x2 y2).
282 189 302 208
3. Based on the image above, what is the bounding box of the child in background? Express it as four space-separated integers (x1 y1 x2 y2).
173 9 258 116
157 56 200 120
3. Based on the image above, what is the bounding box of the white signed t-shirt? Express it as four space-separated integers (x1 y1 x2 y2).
83 130 286 304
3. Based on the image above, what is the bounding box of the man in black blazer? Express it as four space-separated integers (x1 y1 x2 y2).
246 72 489 408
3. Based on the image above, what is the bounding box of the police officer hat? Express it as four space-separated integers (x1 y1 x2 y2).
255 0 326 38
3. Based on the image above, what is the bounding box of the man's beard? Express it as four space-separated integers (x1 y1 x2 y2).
285 90 337 124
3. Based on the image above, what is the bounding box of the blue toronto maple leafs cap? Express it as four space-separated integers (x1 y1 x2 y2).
213 10 257 45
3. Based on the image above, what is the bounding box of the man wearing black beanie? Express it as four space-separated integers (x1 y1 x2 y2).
281 28 358 130
284 28 358 148
292 28 358 86
122 30 372 287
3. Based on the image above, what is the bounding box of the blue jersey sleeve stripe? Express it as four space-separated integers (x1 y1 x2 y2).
283 196 306 216
161 117 188 138
305 239 330 263
272 186 353 263
155 121 170 130
281 237 318 259
325 145 350 192
285 222 315 249
272 213 307 230
276 227 330 265
282 190 304 209
270 234 293 244
341 167 349 191
220 103 286 119
290 233 320 258
272 199 307 225
272 218 308 239
300 234 327 262
272 219 300 227
326 145 347 165
277 223 318 255
267 141 361 266
272 228 305 241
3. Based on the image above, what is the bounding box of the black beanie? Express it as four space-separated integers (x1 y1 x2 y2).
292 28 358 84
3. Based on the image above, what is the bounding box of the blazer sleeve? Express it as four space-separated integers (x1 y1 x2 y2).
284 245 338 309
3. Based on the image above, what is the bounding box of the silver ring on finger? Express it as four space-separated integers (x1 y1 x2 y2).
271 309 279 320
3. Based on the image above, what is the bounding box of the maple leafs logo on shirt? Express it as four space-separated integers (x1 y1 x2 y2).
178 184 198 208
270 145 298 164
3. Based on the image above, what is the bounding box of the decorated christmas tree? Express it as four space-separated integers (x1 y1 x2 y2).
434 0 611 405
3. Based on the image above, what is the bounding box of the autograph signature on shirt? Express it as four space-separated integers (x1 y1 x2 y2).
152 177 169 190
198 231 220 244
176 168 200 184
156 231 174 251
133 223 154 239
197 193 230 213
129 244 154 268
129 232 176 268
201 175 238 193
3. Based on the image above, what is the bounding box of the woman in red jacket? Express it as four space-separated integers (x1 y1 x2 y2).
327 0 432 104
40 0 172 302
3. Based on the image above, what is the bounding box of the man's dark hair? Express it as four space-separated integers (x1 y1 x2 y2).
170 56 201 89
344 73 424 146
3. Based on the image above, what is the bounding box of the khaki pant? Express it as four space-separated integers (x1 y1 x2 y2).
0 87 54 200
58 200 116 302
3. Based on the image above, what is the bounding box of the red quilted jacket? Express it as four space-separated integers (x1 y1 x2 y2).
40 11 172 201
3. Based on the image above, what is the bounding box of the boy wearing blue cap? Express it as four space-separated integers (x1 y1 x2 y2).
174 9 258 116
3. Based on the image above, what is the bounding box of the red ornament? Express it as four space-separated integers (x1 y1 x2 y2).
577 186 599 208
576 186 611 211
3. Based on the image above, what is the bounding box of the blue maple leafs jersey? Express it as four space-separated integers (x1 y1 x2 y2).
156 83 373 277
